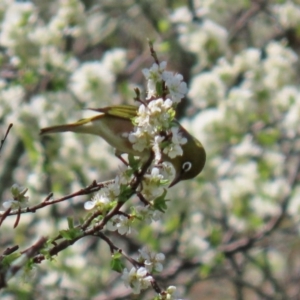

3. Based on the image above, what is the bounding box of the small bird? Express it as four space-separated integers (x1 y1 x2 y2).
40 105 206 186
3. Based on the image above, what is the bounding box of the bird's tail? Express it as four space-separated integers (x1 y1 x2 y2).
40 118 91 135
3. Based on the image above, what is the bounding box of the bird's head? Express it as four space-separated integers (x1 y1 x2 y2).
168 127 206 187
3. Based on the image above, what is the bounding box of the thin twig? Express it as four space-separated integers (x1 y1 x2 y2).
0 124 13 155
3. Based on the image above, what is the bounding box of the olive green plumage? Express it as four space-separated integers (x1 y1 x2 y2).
40 105 206 186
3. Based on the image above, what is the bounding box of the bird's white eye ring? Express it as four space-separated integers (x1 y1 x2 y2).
182 161 192 172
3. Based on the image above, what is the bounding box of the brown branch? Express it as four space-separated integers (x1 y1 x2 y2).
13 208 21 228
148 40 160 65
0 237 46 289
0 124 13 155
31 152 155 265
0 123 12 151
0 180 113 218
95 232 140 267
0 207 12 227
228 0 269 42
0 245 19 261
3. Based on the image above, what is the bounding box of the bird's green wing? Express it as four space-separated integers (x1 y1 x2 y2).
89 105 138 120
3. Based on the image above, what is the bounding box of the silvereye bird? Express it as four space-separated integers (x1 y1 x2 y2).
40 105 206 186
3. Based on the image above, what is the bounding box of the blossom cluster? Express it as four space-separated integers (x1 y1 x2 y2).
0 0 300 298
142 61 187 103
84 177 120 210
122 252 178 299
106 214 135 235
129 62 188 164
138 247 165 273
91 61 190 295
121 266 153 294
121 248 166 294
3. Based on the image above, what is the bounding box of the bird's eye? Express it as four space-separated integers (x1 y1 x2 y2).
182 161 192 172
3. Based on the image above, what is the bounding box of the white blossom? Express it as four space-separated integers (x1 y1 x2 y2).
159 286 180 300
48 0 85 38
38 45 78 73
69 61 114 104
0 2 36 49
189 72 226 109
272 1 300 29
138 247 165 273
84 192 110 211
152 135 165 162
178 19 228 68
128 98 176 153
273 86 299 112
122 267 153 294
141 167 166 200
135 205 163 223
162 72 188 103
233 48 261 73
162 127 187 159
231 135 262 158
106 214 135 235
102 48 127 74
160 162 176 183
263 41 298 90
84 179 120 210
142 61 167 98
226 87 254 115
128 127 149 152
0 85 25 113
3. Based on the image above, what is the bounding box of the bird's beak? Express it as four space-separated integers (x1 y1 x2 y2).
168 172 181 188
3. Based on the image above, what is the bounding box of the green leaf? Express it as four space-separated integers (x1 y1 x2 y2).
128 154 140 172
67 217 74 229
40 249 53 261
208 228 222 247
1 252 21 268
199 264 212 278
256 129 280 146
153 189 168 212
20 69 39 86
248 214 264 229
232 196 251 217
110 253 125 273
118 185 133 203
112 251 122 259
258 159 272 179
164 215 180 233
156 81 163 97
59 228 82 240
158 19 170 33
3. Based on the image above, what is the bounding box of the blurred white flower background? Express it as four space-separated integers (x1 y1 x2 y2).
1 0 300 299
